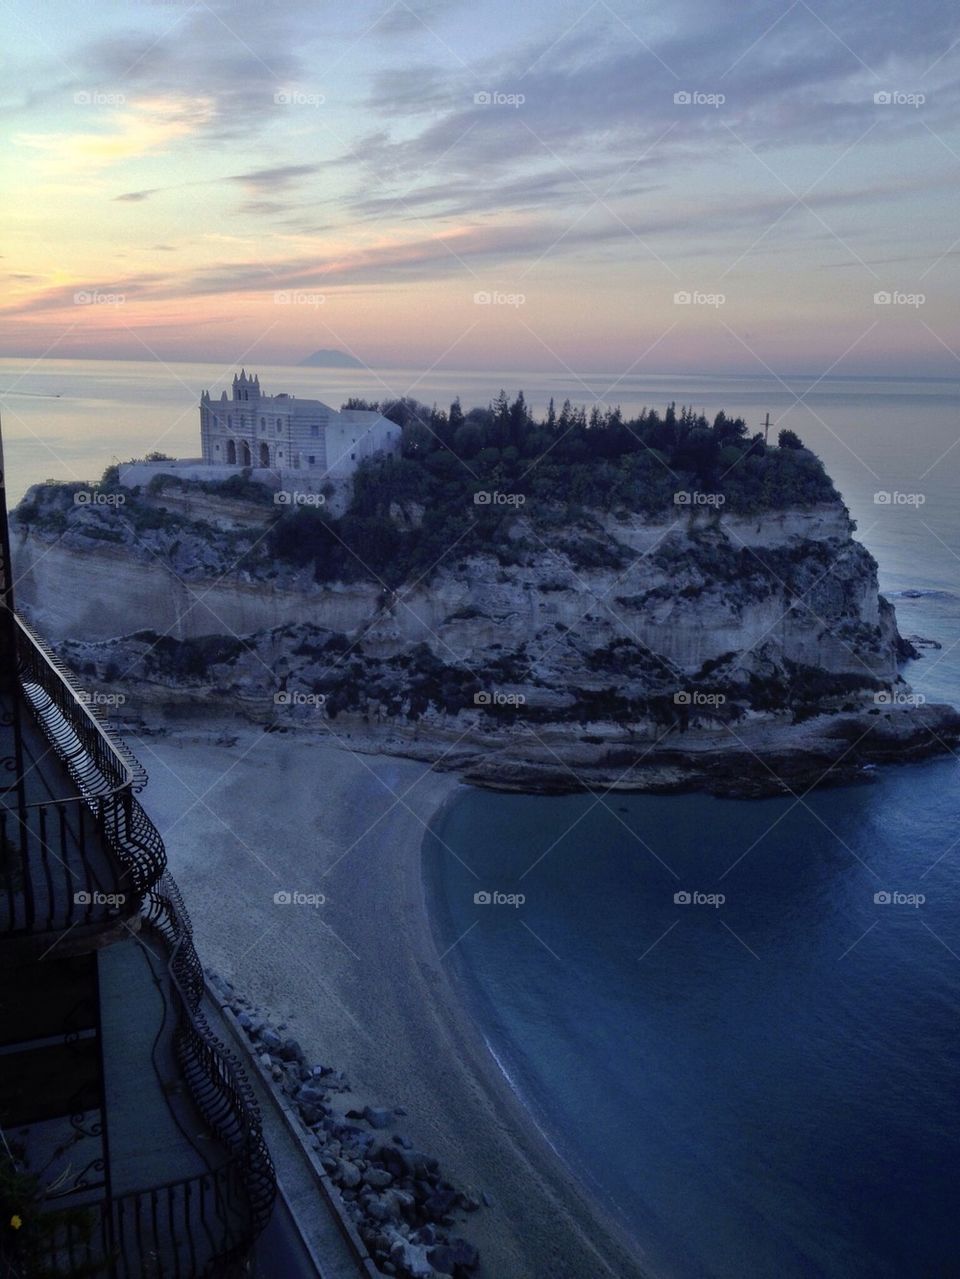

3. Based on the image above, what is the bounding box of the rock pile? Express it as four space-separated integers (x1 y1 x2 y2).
210 975 481 1278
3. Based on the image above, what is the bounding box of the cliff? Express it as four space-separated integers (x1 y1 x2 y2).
11 468 958 795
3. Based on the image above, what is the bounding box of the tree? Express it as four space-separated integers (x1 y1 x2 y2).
778 428 804 450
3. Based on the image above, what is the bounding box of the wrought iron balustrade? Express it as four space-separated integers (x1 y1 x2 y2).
1 618 166 941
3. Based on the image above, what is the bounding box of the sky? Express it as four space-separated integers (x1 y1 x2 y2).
1 0 959 375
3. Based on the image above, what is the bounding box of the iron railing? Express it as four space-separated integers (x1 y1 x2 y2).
6 1156 258 1279
1 617 166 940
4 877 276 1278
145 873 276 1244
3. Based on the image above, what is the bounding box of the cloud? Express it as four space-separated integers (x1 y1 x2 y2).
115 188 160 202
227 163 321 192
372 0 466 38
16 96 215 171
347 1 960 223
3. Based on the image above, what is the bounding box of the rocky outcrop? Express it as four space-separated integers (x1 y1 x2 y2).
11 478 959 794
209 973 481 1278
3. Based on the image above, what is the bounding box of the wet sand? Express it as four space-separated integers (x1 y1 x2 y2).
135 722 648 1279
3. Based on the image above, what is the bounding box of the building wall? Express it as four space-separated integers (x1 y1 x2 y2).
200 392 399 477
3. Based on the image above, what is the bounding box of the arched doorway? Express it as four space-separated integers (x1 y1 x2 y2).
240 440 252 466
259 442 270 467
226 439 237 464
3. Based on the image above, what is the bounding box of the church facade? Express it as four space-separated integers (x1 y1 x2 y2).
199 371 402 478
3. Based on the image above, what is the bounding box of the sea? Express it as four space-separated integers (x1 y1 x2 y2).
2 358 959 1277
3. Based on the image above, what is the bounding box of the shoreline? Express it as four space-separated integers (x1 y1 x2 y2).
137 721 649 1278
118 693 960 801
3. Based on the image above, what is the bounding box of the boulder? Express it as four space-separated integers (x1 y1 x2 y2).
336 1159 361 1189
389 1239 435 1278
428 1239 479 1274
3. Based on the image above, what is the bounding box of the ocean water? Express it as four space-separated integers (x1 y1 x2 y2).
2 359 959 1275
420 375 960 1276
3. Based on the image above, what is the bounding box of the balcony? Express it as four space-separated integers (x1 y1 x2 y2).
0 616 166 954
0 613 275 1275
2 877 274 1276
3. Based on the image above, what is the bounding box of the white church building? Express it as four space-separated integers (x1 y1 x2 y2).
199 371 402 478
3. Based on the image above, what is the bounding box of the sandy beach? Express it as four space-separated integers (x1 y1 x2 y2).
134 719 649 1279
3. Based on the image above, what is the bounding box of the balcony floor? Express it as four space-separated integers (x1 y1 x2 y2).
99 932 222 1195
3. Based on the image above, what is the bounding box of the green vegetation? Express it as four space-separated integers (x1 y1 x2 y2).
15 395 842 593
268 395 839 586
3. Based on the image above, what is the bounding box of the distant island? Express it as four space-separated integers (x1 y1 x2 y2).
11 391 960 796
299 349 366 368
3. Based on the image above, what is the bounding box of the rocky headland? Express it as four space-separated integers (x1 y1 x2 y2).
11 400 959 795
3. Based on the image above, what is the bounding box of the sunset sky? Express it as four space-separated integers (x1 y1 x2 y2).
2 0 959 374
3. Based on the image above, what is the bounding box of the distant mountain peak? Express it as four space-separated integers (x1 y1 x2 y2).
299 349 365 369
